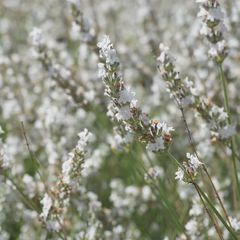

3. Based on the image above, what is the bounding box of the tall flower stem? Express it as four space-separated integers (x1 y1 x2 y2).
193 182 224 240
176 100 232 227
167 152 229 239
195 183 238 240
218 64 240 201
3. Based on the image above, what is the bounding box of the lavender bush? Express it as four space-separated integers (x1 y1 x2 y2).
1 0 240 239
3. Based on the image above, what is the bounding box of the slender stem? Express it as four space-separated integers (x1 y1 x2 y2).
167 151 184 170
193 182 224 240
218 64 240 200
195 184 238 240
177 100 232 227
202 165 232 228
168 152 237 239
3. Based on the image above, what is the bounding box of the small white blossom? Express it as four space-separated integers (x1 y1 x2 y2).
105 49 119 65
97 35 111 50
156 122 175 134
62 153 73 184
77 128 93 152
186 153 203 171
175 167 184 182
157 43 169 63
40 193 52 221
98 63 106 78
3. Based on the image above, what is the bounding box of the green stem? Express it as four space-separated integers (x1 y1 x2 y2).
195 183 238 240
218 65 240 199
193 182 224 240
167 152 184 170
167 151 236 238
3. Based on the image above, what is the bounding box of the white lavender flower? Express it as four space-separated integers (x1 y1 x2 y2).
175 167 184 182
196 0 228 63
40 193 52 221
186 153 203 171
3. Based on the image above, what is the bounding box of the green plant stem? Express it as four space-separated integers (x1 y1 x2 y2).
218 64 240 200
177 101 232 227
167 152 236 238
193 181 224 240
195 183 238 240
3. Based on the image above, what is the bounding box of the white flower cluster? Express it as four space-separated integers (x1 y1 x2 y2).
40 193 53 221
209 105 236 140
97 35 119 65
158 44 234 141
98 36 174 152
157 43 190 104
62 128 93 184
40 129 92 231
196 0 228 63
175 153 203 183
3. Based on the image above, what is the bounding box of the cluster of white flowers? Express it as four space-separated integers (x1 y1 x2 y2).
157 43 184 102
209 105 236 139
98 35 174 152
158 44 235 141
175 153 203 183
40 193 53 221
1 0 240 239
196 0 228 63
39 129 92 231
62 128 93 184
